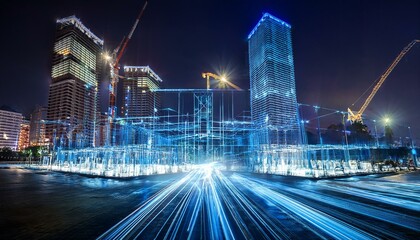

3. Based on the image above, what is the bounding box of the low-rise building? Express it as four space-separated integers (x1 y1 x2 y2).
0 106 23 151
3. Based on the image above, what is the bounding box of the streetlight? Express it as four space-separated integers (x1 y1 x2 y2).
104 54 111 61
300 119 309 145
383 116 393 146
384 117 390 126
314 106 323 145
341 111 350 169
408 126 418 167
372 120 379 147
341 112 349 147
102 51 112 61
408 126 413 148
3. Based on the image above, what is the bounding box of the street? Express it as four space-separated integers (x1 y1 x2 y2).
0 165 419 239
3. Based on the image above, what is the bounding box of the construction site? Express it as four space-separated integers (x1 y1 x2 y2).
38 1 419 178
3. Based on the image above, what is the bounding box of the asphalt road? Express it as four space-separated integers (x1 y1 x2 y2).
1 165 419 239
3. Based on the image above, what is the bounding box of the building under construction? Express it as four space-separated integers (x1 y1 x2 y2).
41 87 377 178
39 10 418 178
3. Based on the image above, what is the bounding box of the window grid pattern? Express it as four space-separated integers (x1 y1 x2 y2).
248 13 301 145
0 110 23 150
52 36 97 87
47 18 102 148
123 67 162 119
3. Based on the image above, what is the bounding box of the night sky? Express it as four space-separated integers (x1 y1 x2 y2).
1 0 419 139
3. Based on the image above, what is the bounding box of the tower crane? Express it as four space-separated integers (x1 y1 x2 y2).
348 39 420 123
107 1 148 121
201 72 242 90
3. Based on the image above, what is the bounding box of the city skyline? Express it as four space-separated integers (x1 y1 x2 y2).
1 2 419 238
1 0 419 139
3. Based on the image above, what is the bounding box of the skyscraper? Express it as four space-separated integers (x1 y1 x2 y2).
29 106 48 147
46 16 103 148
18 120 30 151
122 66 162 119
248 13 301 145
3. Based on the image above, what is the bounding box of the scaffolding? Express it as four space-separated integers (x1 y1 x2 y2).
39 89 382 178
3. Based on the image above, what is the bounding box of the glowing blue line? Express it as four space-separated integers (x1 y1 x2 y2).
232 174 377 240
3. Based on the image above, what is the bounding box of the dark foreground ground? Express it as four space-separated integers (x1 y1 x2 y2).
0 165 419 239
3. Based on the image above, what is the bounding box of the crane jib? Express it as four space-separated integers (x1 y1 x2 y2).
348 39 419 123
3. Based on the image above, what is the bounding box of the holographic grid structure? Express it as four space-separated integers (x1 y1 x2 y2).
40 90 254 177
36 13 402 178
39 89 382 178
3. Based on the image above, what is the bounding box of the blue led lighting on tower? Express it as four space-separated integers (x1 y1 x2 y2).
248 13 301 145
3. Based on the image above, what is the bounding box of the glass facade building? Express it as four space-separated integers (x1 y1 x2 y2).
122 66 162 120
29 106 48 147
248 13 301 145
0 107 23 151
47 16 103 148
18 120 30 151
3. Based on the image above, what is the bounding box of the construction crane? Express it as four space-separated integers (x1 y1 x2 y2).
201 72 242 90
348 39 420 123
107 1 148 121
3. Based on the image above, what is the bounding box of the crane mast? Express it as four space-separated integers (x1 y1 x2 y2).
108 1 148 121
348 39 419 123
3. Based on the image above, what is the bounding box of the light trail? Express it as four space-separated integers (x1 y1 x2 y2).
239 175 420 238
98 170 420 239
232 173 420 239
214 170 293 239
98 171 198 239
316 181 420 212
231 174 377 240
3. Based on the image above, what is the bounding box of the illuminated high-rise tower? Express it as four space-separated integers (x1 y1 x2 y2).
18 120 30 151
122 66 162 119
29 106 48 147
46 16 103 148
248 13 301 145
